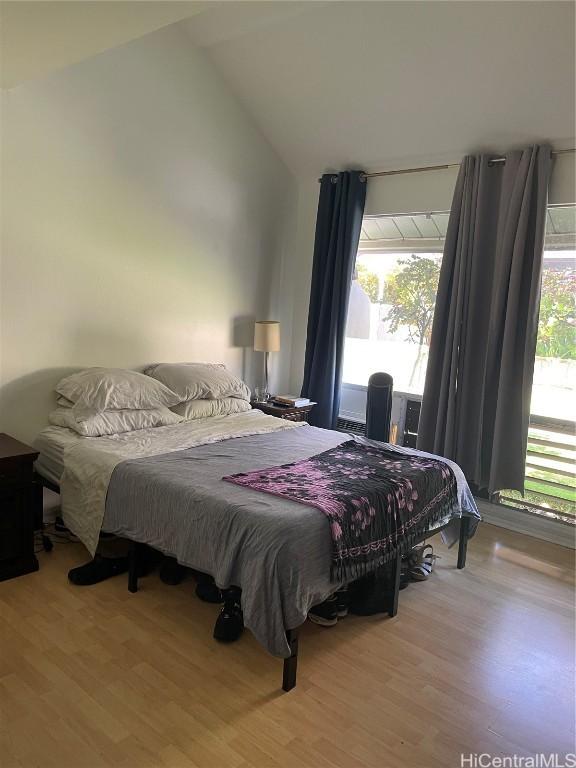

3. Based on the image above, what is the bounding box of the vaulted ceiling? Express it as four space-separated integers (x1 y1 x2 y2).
2 1 575 178
192 1 576 175
0 1 316 89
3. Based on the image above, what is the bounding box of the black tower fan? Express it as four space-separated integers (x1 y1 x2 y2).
365 372 393 442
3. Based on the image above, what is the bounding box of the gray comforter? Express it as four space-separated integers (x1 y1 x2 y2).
104 425 479 657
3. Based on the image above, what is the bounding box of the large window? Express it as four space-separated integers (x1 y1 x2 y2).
343 206 576 522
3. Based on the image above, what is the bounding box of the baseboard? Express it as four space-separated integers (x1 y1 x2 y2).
476 498 575 549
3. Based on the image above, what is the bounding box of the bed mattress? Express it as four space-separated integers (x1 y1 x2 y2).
33 426 85 485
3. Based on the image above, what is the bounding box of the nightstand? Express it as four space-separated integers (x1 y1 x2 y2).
0 433 41 582
251 401 316 423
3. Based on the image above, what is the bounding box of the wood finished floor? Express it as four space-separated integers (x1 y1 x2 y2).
1 523 574 768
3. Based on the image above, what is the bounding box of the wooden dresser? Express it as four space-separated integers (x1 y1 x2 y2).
0 433 41 582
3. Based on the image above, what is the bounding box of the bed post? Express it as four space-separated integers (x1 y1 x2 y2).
388 550 402 617
128 541 139 593
457 516 470 569
282 628 299 692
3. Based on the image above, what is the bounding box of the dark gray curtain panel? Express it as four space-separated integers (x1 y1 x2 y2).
301 171 367 428
417 145 552 494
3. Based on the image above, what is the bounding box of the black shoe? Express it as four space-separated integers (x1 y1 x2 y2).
335 587 349 618
138 545 162 576
68 555 128 586
308 595 338 626
196 581 224 603
159 557 186 585
194 571 224 603
349 572 390 615
213 590 243 642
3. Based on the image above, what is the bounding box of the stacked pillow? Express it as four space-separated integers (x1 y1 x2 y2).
49 364 253 437
144 363 252 420
50 368 183 437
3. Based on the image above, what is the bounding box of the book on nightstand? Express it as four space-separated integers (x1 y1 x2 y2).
273 395 312 408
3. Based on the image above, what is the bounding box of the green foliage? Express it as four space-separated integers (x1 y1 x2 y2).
536 269 576 359
356 264 380 303
384 255 441 346
501 488 575 517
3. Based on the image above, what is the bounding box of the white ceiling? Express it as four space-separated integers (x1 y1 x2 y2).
187 1 576 175
2 1 574 178
0 0 320 90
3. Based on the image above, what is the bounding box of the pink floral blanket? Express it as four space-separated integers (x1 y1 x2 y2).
224 440 458 581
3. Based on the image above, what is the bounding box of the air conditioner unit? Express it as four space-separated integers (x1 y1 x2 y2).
336 417 366 436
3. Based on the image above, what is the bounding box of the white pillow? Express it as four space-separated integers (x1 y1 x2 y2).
49 406 183 437
145 363 251 402
171 397 252 420
56 368 181 411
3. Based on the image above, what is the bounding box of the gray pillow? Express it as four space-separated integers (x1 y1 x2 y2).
56 368 181 411
49 405 183 437
145 363 251 402
171 397 252 420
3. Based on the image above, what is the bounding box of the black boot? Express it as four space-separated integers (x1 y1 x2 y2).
213 587 243 642
195 572 224 603
159 557 187 585
68 555 128 585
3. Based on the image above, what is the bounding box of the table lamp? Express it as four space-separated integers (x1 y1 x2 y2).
254 321 280 401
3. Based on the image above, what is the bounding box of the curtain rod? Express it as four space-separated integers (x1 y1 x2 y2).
319 148 575 182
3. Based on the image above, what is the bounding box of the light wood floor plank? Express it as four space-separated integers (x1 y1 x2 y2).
0 523 574 767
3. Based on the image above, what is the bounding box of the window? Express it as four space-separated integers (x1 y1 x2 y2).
342 211 447 395
343 205 576 523
498 205 576 523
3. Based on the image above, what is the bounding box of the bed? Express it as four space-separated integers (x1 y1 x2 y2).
34 407 480 691
35 426 84 486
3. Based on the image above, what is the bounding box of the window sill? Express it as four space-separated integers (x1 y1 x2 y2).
475 498 575 549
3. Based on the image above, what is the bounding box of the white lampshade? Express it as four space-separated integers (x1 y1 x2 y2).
254 321 280 352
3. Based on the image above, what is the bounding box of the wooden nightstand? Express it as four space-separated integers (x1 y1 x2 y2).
251 401 316 423
0 433 41 582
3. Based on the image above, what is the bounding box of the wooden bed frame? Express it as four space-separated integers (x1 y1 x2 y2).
37 471 471 693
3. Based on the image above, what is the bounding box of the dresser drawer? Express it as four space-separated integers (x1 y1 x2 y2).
0 456 35 485
0 486 35 561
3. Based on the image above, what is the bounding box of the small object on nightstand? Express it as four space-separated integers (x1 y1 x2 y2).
0 433 42 582
273 395 311 407
254 321 280 402
252 386 270 404
251 400 316 423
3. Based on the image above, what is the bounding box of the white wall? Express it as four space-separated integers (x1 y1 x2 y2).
0 23 295 444
0 1 206 89
287 178 318 393
287 153 576 395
